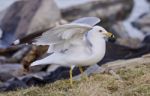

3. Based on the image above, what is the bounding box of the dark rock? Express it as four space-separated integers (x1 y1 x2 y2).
21 75 45 86
132 13 150 35
0 28 2 38
0 72 14 82
111 22 129 38
111 22 143 48
0 78 27 92
0 0 61 48
0 56 7 64
22 45 48 71
0 64 22 74
0 64 22 81
99 42 150 65
143 35 150 44
62 0 133 23
7 45 31 63
147 0 150 3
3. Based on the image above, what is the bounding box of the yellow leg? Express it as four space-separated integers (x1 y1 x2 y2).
69 66 73 86
79 66 84 74
79 66 88 80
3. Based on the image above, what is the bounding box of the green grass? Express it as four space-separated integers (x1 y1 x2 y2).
0 64 150 96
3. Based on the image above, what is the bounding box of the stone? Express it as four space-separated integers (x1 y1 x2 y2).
0 78 27 92
0 28 2 38
0 64 22 81
0 0 61 48
99 42 150 65
27 0 61 35
143 35 150 44
0 64 21 74
132 13 150 35
111 22 143 48
61 0 133 22
0 72 14 82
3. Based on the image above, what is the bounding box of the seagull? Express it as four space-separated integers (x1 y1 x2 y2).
30 17 114 85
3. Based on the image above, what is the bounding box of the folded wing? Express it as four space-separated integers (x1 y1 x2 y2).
33 17 100 53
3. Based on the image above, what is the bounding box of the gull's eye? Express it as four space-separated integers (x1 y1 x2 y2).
99 30 103 32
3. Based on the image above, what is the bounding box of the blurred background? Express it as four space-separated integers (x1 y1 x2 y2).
0 0 150 93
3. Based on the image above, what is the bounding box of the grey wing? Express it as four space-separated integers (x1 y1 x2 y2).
34 17 101 45
34 17 100 53
34 24 92 45
34 24 92 53
71 17 101 27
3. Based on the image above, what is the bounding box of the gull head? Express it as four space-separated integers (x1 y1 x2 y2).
93 26 115 40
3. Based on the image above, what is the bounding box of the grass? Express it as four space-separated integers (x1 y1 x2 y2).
0 64 150 96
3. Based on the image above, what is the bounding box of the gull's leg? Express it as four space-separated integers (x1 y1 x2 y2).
69 65 75 86
79 66 88 80
73 64 100 80
70 66 73 85
79 66 84 74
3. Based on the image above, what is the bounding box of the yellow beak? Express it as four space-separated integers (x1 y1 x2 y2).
103 32 116 42
103 32 114 37
106 32 113 37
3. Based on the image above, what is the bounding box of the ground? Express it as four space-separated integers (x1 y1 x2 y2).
0 64 150 96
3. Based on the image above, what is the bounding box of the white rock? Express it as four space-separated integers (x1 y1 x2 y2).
13 39 20 45
123 0 149 40
54 0 92 9
27 0 61 35
0 28 3 38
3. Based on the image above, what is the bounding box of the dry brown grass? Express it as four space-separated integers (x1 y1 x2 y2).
0 64 150 96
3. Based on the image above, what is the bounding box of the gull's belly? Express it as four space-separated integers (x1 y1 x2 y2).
66 49 105 66
59 37 106 67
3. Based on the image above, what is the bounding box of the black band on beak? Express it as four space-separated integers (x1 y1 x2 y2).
108 34 116 43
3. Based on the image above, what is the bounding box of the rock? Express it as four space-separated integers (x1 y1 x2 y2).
0 78 27 92
147 0 150 3
61 0 133 22
0 44 27 59
143 35 150 44
132 13 150 35
0 28 2 38
101 54 150 70
21 45 48 71
0 72 14 82
0 9 8 24
7 45 31 63
99 42 150 65
0 0 61 48
0 56 6 64
111 22 143 48
0 64 22 74
0 64 22 81
27 0 61 35
111 22 129 38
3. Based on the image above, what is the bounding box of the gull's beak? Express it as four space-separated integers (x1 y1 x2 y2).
106 32 112 37
103 32 113 37
103 32 116 42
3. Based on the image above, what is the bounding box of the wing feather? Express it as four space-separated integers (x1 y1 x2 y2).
33 17 101 53
71 17 100 26
34 24 92 45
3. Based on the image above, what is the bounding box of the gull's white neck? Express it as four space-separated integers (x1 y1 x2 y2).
87 29 106 57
